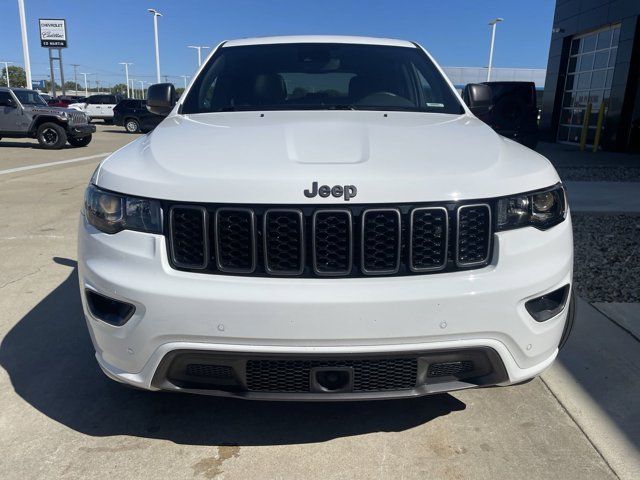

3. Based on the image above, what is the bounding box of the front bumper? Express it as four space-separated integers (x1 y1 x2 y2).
78 214 573 399
69 124 96 137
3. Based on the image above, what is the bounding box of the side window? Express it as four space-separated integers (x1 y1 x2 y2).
107 96 117 105
0 91 12 106
87 96 101 104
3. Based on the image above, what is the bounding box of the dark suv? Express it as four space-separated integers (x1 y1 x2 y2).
465 81 539 150
113 99 163 133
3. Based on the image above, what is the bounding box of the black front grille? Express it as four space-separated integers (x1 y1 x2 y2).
165 202 493 278
246 358 418 392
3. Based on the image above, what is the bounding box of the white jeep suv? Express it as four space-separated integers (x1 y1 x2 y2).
78 36 573 400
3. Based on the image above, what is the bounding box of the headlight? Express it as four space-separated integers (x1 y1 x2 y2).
83 184 162 234
496 184 567 231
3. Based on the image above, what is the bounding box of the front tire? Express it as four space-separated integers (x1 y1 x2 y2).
124 118 140 133
68 134 92 147
36 122 67 149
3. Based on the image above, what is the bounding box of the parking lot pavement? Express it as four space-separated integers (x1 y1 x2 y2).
0 128 634 480
0 123 138 173
542 299 640 480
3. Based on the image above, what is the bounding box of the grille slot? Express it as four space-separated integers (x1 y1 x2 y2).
169 207 207 268
410 207 448 272
185 364 235 379
263 209 305 275
361 209 401 275
427 361 475 378
246 358 418 392
456 204 492 267
312 210 353 276
215 208 256 273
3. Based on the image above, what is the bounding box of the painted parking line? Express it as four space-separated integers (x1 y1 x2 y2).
0 152 111 176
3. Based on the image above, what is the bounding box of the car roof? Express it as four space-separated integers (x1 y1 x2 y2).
222 35 416 48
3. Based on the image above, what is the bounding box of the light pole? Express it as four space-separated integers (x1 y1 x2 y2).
188 45 210 67
17 0 32 88
119 62 133 98
138 80 146 99
181 75 189 89
147 8 162 83
1 62 12 88
487 18 504 81
70 63 80 95
80 72 91 97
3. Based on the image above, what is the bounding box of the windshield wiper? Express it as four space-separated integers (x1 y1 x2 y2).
326 104 358 110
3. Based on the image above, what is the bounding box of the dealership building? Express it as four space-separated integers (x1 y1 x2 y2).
540 0 640 152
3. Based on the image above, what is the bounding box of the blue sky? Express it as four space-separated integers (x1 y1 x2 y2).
1 0 556 87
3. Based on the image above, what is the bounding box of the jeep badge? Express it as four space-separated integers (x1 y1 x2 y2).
304 182 357 201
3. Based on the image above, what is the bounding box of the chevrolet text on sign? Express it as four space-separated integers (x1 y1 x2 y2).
39 19 67 48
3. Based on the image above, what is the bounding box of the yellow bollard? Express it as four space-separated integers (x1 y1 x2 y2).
592 99 607 153
579 102 592 151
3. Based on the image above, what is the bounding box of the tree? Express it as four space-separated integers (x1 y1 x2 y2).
0 65 27 88
110 83 128 95
64 81 82 93
43 79 61 93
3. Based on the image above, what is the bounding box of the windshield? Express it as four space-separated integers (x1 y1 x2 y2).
182 43 464 115
13 90 48 106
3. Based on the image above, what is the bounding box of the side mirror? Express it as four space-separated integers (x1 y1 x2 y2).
147 83 176 116
463 83 493 116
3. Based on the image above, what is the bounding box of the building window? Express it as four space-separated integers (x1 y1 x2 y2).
558 24 620 145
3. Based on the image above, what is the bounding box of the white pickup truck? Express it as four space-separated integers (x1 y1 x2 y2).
78 36 574 400
69 94 123 123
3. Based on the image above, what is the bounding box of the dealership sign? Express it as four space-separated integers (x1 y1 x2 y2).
39 19 67 48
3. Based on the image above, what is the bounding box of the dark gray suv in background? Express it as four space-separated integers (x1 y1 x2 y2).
0 87 95 149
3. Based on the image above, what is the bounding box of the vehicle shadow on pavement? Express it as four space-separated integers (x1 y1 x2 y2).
101 129 136 134
0 141 75 149
0 257 466 446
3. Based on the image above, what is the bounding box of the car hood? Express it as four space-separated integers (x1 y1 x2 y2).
95 111 559 203
24 105 79 115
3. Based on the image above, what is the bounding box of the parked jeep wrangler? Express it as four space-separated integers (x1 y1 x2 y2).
0 87 96 149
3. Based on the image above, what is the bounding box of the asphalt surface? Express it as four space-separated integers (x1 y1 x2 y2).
0 127 637 479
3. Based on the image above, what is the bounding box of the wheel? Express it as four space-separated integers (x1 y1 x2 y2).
36 122 67 149
124 118 140 133
68 134 92 147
